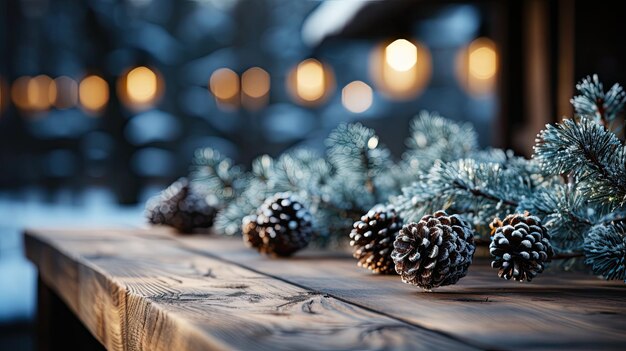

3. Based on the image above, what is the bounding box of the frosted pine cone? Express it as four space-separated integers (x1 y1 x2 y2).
489 213 554 282
145 178 216 233
242 193 313 257
391 211 476 290
349 205 402 274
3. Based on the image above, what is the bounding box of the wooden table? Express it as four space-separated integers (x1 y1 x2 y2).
25 228 626 351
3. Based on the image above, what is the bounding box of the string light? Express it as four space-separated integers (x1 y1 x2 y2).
209 68 239 110
287 58 334 106
456 37 498 96
242 67 270 99
210 68 239 100
28 75 53 111
11 76 30 111
296 59 325 102
370 39 431 100
79 75 109 114
126 67 158 104
342 81 373 113
118 66 163 110
385 39 417 72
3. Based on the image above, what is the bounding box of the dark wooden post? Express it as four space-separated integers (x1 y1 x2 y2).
36 275 105 351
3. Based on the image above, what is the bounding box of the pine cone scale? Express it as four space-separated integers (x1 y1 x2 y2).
392 211 476 290
243 193 313 257
349 205 403 274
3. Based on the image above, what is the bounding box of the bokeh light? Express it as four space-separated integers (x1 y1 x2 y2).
242 67 270 98
118 66 163 111
11 76 31 111
241 67 270 110
209 68 240 109
456 37 498 96
385 39 418 72
127 67 158 104
342 80 373 113
370 39 431 100
28 75 54 112
296 59 325 102
79 75 109 114
287 58 334 106
469 45 497 79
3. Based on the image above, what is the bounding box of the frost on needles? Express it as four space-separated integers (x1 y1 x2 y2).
187 74 626 282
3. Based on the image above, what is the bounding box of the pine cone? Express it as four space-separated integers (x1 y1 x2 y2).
242 193 313 257
490 213 554 282
145 178 216 233
584 222 626 281
391 211 476 290
350 205 402 274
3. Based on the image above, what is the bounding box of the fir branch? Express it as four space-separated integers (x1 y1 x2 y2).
534 116 626 208
190 148 249 208
394 159 534 236
403 111 478 172
570 74 626 127
517 185 599 251
326 123 392 197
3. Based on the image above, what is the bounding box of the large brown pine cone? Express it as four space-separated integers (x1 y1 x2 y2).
349 205 402 274
392 211 476 290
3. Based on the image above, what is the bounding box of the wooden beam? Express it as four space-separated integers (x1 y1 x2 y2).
175 234 626 350
25 228 474 351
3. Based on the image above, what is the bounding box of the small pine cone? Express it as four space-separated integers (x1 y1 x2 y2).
490 213 554 282
145 178 216 233
391 211 476 290
242 193 313 257
584 222 626 281
349 205 403 274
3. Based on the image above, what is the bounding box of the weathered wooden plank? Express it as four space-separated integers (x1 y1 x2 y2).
174 233 626 350
24 228 474 351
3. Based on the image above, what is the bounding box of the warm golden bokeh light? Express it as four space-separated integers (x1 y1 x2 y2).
242 67 270 99
469 43 497 80
52 76 78 109
210 68 240 101
385 39 418 72
126 66 158 104
79 75 109 113
456 37 498 96
296 59 325 102
28 75 53 111
47 78 57 106
11 76 31 110
342 80 373 113
370 40 431 100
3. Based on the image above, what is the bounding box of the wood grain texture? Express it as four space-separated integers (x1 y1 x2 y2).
174 233 626 350
24 228 472 351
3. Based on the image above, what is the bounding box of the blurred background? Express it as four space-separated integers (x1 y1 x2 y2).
1 0 625 349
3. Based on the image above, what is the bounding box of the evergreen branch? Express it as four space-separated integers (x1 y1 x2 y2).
394 159 534 236
534 117 626 208
190 148 249 208
326 123 392 190
571 74 626 126
403 111 478 172
517 185 600 251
